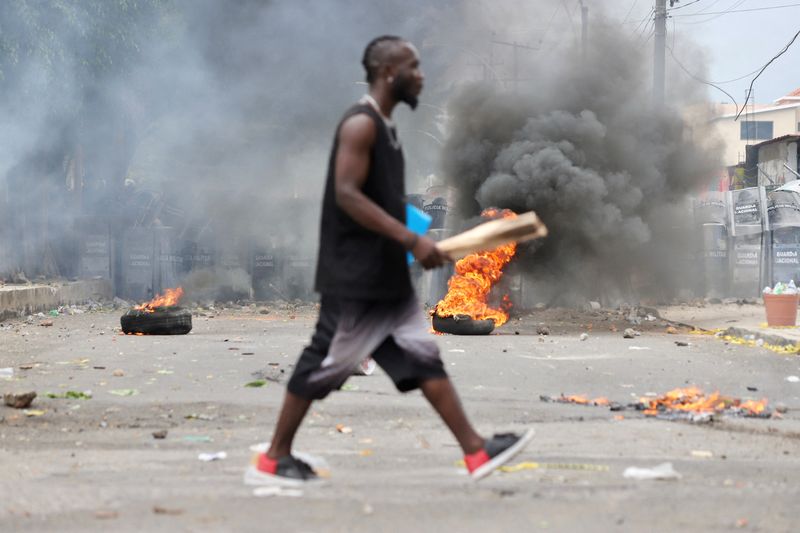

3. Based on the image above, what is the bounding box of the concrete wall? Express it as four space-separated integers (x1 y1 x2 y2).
0 280 113 321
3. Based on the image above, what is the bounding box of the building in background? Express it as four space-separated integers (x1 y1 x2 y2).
711 87 800 167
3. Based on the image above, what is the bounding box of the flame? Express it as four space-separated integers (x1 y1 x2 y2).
435 208 517 326
134 287 184 313
638 387 769 417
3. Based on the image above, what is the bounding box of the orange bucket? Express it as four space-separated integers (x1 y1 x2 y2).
763 293 800 326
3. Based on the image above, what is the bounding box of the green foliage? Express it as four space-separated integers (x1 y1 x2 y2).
0 0 175 113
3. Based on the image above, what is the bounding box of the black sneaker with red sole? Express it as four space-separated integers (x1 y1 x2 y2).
464 429 535 480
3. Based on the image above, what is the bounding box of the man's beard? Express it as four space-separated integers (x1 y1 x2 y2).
391 74 418 110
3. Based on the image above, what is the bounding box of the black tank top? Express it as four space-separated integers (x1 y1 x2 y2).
314 103 412 300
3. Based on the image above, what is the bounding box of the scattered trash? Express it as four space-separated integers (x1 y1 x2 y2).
4 391 37 408
94 510 119 520
39 320 54 327
253 486 304 498
579 333 589 341
775 402 789 414
185 413 216 421
0 367 14 380
675 341 689 347
244 380 267 388
112 369 125 377
623 328 639 339
109 389 139 396
746 386 758 392
666 326 678 334
735 518 749 529
198 451 227 462
156 369 174 375
359 449 373 457
690 450 713 459
448 349 466 353
182 435 212 443
23 409 46 417
45 390 92 400
763 280 798 295
623 462 682 480
787 376 800 383
336 424 353 434
540 394 610 407
536 324 551 336
48 309 59 317
153 506 184 515
628 346 650 351
341 383 359 391
152 430 168 439
589 301 601 310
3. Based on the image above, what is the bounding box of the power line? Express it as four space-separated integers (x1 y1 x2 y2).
666 44 739 108
668 0 703 11
673 2 800 17
734 28 800 120
674 0 747 24
621 0 639 24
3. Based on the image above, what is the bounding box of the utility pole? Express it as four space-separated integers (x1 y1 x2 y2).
653 0 667 107
580 0 588 61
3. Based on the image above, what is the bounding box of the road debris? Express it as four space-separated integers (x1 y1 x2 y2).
623 328 639 339
109 389 139 396
542 386 775 420
0 367 14 379
182 435 212 443
153 506 184 515
536 324 550 336
4 391 37 408
244 380 267 388
46 390 92 399
198 451 227 462
336 424 353 434
579 333 589 341
690 450 713 459
623 462 681 481
152 430 168 439
787 375 799 383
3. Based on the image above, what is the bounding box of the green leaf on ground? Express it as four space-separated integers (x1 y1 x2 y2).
109 388 139 396
46 390 92 399
244 380 267 388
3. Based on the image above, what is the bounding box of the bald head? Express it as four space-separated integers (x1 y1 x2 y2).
362 35 409 84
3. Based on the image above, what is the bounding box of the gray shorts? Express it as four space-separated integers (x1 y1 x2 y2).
288 294 447 399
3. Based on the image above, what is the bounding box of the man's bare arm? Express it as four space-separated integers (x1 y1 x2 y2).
334 114 448 269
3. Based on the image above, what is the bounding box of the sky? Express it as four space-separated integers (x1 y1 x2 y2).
601 0 800 105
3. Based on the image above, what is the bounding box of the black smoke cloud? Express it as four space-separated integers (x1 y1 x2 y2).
442 25 721 305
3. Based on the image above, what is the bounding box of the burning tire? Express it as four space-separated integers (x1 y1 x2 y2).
121 306 192 335
432 313 495 335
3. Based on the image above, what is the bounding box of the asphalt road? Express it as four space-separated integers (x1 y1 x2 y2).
1 304 799 532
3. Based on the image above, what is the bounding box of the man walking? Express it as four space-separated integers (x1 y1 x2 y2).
245 36 533 486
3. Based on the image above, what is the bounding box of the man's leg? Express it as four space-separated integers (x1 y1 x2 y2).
420 377 484 455
266 391 312 459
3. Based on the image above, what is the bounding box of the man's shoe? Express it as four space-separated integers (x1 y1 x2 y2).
464 429 535 480
244 453 324 487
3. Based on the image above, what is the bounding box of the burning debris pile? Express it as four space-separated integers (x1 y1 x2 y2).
121 287 192 335
541 386 774 422
432 208 517 335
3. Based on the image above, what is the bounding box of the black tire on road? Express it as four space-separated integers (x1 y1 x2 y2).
121 306 193 335
431 313 495 335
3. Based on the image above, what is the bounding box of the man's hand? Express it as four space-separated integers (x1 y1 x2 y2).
412 235 451 269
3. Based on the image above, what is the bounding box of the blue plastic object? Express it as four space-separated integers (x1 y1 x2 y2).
406 204 432 264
